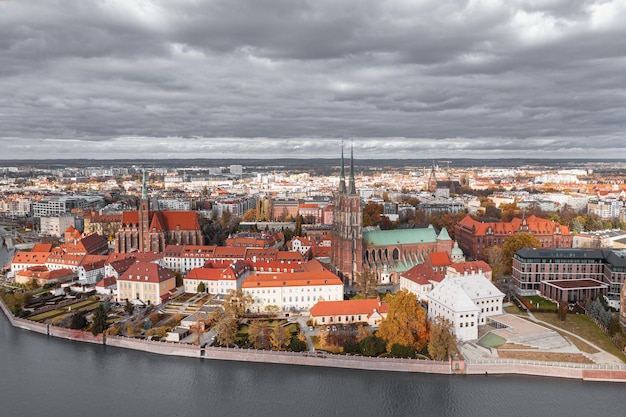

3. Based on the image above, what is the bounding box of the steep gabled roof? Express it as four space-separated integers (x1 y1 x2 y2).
363 226 438 247
119 262 174 284
401 263 437 286
429 252 452 267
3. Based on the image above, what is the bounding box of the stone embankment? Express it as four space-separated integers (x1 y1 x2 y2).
2 298 625 382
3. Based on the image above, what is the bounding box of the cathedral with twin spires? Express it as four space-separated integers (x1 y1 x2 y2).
331 145 455 286
330 144 363 283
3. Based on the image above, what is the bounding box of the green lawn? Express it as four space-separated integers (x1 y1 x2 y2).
523 295 558 311
28 300 100 322
533 312 626 363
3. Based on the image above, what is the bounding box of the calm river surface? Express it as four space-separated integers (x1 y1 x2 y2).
0 313 624 417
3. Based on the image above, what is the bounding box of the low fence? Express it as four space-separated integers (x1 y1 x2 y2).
467 358 626 382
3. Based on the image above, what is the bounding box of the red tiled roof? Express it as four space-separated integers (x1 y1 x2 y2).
310 298 389 317
429 252 452 267
16 266 75 281
96 276 117 288
32 244 53 252
458 214 570 236
12 252 51 265
401 264 441 285
118 262 174 284
448 260 492 275
242 269 341 288
107 257 137 274
121 210 200 231
277 251 304 263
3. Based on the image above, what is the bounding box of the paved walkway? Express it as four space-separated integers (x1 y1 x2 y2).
296 316 315 352
521 310 624 366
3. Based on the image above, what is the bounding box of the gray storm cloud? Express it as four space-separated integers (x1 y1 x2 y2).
0 0 625 159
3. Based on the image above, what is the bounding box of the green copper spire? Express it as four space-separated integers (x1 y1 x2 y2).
142 170 148 200
348 141 356 195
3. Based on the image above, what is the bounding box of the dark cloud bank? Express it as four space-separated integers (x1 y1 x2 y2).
1 0 625 160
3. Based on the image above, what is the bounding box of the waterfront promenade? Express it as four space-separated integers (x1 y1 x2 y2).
2 297 625 382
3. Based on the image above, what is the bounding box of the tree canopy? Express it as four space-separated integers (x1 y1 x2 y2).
376 289 429 352
354 269 378 299
427 318 458 360
502 232 541 275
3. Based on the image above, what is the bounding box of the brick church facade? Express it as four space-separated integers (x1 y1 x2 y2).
455 214 572 260
330 144 363 282
115 172 203 253
330 146 454 285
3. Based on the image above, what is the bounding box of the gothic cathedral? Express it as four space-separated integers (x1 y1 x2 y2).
331 144 363 283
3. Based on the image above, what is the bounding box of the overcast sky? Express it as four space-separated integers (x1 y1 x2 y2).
1 0 625 160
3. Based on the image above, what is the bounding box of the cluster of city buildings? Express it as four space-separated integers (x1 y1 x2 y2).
3 154 626 342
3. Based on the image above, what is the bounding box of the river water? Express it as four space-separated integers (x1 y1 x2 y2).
0 313 624 417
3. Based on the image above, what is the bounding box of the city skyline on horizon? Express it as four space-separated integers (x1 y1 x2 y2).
1 1 625 160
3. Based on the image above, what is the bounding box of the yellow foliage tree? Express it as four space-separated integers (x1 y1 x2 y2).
269 323 290 350
377 289 429 352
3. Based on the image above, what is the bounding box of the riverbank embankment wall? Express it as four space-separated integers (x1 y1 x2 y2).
2 297 625 382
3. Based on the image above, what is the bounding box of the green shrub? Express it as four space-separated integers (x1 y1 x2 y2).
359 335 386 357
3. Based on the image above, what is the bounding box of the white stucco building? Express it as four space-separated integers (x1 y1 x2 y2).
242 268 343 313
427 271 504 341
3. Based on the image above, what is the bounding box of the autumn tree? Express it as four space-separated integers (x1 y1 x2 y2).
427 318 458 360
317 327 330 349
355 268 378 299
219 210 232 229
2 291 29 315
363 202 383 227
247 320 265 349
294 214 304 236
214 316 238 347
377 289 429 352
269 323 291 350
500 202 521 222
224 289 253 319
485 245 506 280
502 232 541 275
242 208 257 222
355 325 372 342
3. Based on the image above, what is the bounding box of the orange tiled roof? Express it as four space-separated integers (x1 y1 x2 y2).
121 210 200 230
12 251 51 265
242 269 341 288
449 260 492 275
310 298 389 317
429 252 452 267
16 266 74 281
32 244 53 252
277 251 304 263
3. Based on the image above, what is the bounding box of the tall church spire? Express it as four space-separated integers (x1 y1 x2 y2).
348 141 356 195
339 141 346 194
142 170 148 200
